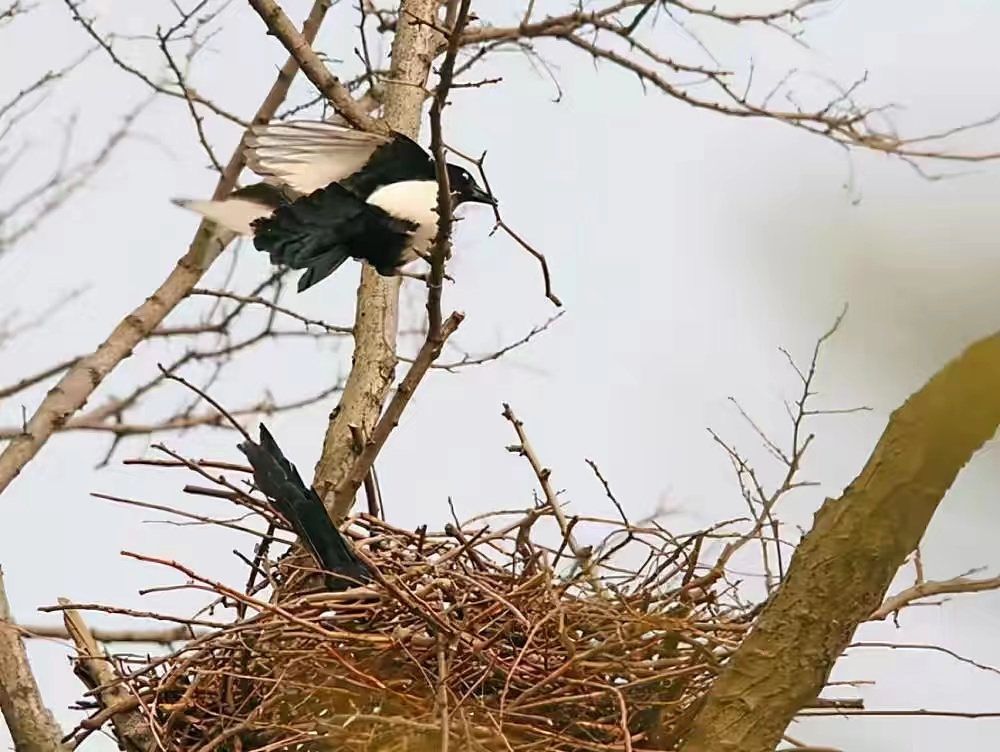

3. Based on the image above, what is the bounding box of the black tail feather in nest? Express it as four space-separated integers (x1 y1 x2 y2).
238 423 373 591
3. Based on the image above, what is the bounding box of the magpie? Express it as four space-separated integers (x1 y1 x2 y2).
173 120 496 291
238 423 373 592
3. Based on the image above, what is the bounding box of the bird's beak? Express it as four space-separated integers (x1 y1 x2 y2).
466 184 497 206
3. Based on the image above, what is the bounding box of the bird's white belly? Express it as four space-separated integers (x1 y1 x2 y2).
367 180 440 262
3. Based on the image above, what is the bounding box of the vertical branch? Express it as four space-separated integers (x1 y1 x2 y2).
0 0 331 499
426 0 474 339
316 0 445 519
0 567 65 752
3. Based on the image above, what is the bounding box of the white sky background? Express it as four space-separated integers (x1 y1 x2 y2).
2 0 1000 749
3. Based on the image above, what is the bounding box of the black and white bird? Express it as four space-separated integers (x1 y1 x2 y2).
173 120 496 291
238 423 372 592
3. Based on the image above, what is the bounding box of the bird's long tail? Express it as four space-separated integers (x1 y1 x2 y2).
238 424 372 591
171 182 288 236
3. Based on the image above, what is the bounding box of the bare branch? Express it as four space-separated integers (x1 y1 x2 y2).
447 1 1000 165
870 573 1000 621
21 623 202 644
849 641 1000 679
61 0 247 127
426 0 475 338
0 382 345 440
415 311 563 372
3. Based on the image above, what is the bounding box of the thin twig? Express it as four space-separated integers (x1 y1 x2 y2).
501 404 606 595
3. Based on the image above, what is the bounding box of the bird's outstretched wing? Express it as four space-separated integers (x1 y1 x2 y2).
238 424 373 591
246 120 433 197
246 121 387 195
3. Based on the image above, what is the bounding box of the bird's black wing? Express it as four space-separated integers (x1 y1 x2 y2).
238 424 373 591
251 183 419 291
339 133 435 198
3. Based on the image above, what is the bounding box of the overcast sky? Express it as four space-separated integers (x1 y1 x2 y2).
3 1 1000 750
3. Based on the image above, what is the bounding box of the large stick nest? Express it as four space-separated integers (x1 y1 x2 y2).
101 483 751 752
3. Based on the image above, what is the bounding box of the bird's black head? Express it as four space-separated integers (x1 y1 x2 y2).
446 164 496 207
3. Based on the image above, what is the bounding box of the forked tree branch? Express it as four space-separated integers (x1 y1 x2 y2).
0 0 331 500
680 327 1000 752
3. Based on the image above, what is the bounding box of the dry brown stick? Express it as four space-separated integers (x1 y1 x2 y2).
437 636 451 752
848 641 1000 677
679 327 1000 752
37 603 229 630
60 600 157 751
189 288 353 333
612 687 633 752
501 404 607 596
446 146 562 308
334 312 464 511
316 0 445 519
0 383 343 439
0 0 332 499
869 573 1000 621
0 566 65 752
19 624 205 644
797 708 1000 719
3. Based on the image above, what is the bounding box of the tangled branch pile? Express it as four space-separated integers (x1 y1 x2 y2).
68 451 755 752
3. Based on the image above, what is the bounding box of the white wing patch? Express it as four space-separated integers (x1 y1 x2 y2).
171 197 275 236
367 180 440 223
367 180 442 259
246 121 389 195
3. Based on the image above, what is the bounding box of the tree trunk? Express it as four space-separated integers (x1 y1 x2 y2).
313 0 442 520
